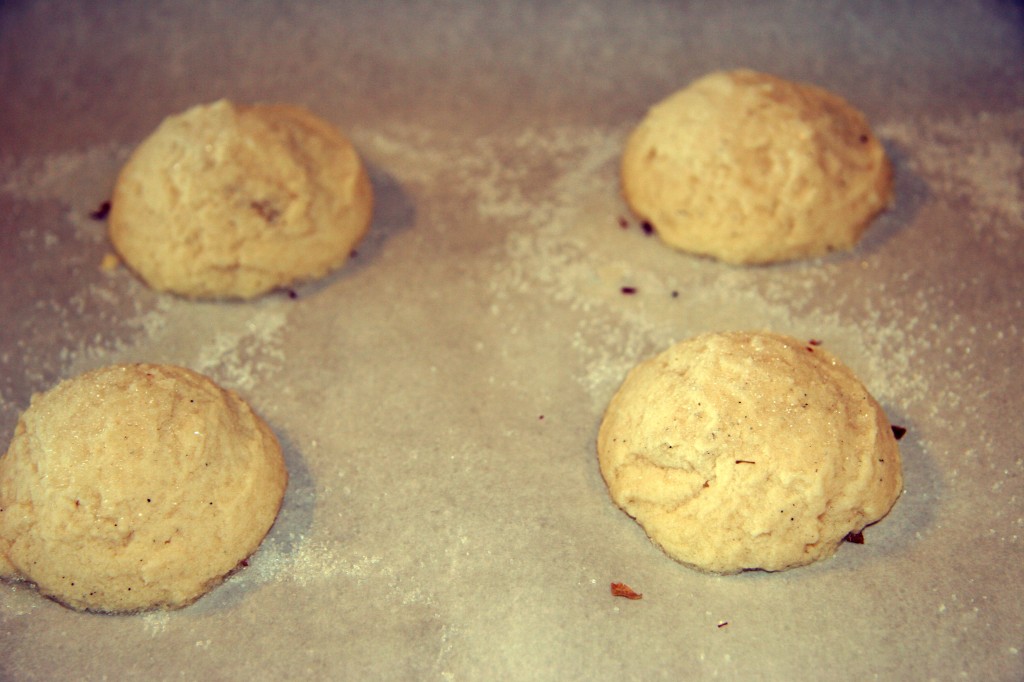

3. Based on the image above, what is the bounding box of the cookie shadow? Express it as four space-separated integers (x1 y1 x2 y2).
754 407 939 581
836 409 940 569
827 137 932 264
187 426 316 613
285 162 416 298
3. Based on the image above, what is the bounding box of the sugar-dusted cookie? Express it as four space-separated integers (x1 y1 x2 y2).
109 100 373 298
597 331 902 574
0 364 287 612
621 70 892 264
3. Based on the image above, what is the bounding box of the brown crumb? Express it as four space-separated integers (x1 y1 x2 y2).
89 200 111 220
610 582 642 600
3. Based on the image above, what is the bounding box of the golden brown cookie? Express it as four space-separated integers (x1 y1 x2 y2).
109 100 373 299
621 70 892 264
0 364 287 612
597 331 902 574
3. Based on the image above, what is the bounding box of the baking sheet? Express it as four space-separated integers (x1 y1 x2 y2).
1 1 1022 679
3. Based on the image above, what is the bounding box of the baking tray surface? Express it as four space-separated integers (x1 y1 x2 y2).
1 2 1022 680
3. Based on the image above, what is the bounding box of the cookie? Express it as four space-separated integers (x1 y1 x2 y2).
621 70 892 264
597 332 902 574
109 100 373 299
0 364 287 612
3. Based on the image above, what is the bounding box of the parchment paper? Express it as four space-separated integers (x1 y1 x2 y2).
1 2 1022 679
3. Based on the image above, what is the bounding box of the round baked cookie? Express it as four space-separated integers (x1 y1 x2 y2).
621 70 893 264
597 331 902 574
109 99 373 299
0 364 287 612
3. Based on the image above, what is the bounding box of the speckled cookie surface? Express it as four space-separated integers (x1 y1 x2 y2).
109 99 373 299
621 70 892 264
0 364 287 612
597 331 902 574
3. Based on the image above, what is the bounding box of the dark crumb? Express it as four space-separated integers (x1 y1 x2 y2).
617 216 629 229
610 582 642 600
805 346 815 352
350 249 359 257
538 415 544 420
808 339 822 346
671 291 679 298
891 425 907 440
287 289 299 300
640 221 654 236
241 559 250 567
845 531 865 544
89 201 111 220
735 459 756 464
717 621 729 628
620 286 637 295
859 134 869 143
